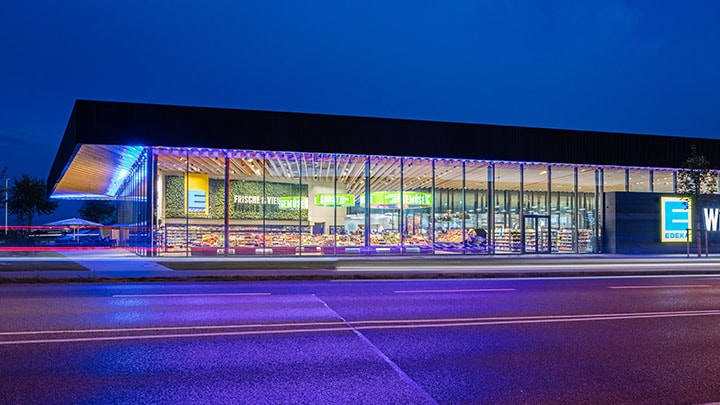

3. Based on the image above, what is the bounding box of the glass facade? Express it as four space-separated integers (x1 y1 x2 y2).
113 146 706 257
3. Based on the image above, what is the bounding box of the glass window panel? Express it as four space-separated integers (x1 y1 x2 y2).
183 149 226 256
604 168 627 192
628 169 650 192
652 170 675 193
494 163 521 253
523 164 548 215
434 159 464 253
577 167 598 253
263 152 304 256
551 166 575 253
302 153 336 255
366 156 401 253
156 147 189 256
464 161 489 253
227 150 265 256
402 157 433 253
337 155 367 253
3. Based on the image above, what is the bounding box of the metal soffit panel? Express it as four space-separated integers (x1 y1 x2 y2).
52 144 141 199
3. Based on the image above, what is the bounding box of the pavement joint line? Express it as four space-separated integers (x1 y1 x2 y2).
311 293 439 405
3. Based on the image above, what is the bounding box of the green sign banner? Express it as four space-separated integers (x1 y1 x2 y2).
278 196 308 210
358 191 432 207
315 193 355 207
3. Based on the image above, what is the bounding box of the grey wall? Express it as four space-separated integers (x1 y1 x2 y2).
603 192 720 255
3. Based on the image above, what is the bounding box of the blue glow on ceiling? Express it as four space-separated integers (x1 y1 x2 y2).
105 146 146 196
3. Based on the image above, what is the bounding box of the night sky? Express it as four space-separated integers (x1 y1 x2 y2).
2 1 720 221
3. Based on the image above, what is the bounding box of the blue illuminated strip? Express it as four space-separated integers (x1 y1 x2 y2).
105 146 146 196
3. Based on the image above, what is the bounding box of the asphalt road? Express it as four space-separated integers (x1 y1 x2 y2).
2 275 720 404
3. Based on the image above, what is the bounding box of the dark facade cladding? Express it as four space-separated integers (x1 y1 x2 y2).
604 192 720 254
48 100 720 195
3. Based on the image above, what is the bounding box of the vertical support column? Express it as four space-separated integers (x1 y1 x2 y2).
461 161 466 254
431 159 436 253
333 154 338 255
185 149 190 257
262 152 267 256
547 165 552 253
364 156 371 250
224 152 230 256
487 163 495 252
519 163 525 254
146 147 157 257
595 169 601 253
298 154 303 256
574 166 579 253
649 170 654 193
624 169 630 192
400 157 405 253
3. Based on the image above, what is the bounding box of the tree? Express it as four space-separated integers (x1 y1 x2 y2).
8 174 59 228
78 200 116 225
676 145 718 257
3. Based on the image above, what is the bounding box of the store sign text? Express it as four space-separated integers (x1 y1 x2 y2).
704 208 720 231
233 195 307 210
315 193 355 207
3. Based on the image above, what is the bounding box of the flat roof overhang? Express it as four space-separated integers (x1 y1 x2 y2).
50 144 145 199
48 100 720 198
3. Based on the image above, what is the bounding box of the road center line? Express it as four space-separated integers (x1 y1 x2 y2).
394 288 516 293
608 285 713 289
111 292 271 298
3 310 719 346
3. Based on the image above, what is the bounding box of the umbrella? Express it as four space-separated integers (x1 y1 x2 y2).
44 218 103 243
44 218 103 227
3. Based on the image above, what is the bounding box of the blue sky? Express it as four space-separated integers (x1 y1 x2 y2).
2 1 720 221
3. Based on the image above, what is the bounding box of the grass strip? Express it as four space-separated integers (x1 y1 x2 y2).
0 262 89 271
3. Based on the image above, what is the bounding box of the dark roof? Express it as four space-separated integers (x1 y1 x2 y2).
49 99 720 194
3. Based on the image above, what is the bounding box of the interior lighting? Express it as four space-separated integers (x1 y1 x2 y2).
104 146 145 196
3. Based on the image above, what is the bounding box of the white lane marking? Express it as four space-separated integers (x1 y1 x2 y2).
111 293 271 298
394 288 516 294
608 285 713 289
2 310 719 345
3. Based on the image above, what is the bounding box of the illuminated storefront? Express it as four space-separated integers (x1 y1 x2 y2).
48 100 720 256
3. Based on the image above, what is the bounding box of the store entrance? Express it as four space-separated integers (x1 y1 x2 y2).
523 215 551 254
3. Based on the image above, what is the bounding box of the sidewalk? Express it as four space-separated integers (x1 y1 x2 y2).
2 249 720 282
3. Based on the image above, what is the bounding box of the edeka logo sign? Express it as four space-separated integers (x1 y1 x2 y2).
185 173 209 215
661 197 691 242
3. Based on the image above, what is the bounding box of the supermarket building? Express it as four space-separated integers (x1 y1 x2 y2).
48 100 720 257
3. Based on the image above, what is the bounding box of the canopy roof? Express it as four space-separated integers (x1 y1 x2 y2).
48 100 720 199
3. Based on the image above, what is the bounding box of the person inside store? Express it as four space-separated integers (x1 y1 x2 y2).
464 228 477 247
476 228 487 248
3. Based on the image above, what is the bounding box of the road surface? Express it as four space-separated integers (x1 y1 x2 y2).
2 275 720 403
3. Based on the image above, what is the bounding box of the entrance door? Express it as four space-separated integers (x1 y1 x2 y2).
523 215 551 253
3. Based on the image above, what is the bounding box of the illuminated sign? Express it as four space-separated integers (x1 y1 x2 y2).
185 173 209 214
278 196 308 210
315 194 355 207
359 192 433 208
704 208 720 231
661 197 691 242
232 195 307 209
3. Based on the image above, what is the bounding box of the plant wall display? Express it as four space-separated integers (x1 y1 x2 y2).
165 176 309 221
209 178 225 219
165 176 184 218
